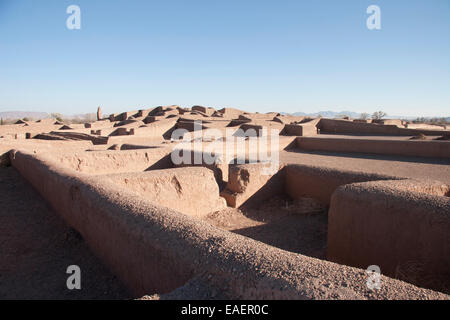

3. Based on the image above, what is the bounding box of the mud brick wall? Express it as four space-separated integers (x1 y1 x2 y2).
328 179 450 293
296 137 450 159
103 167 226 218
284 164 398 205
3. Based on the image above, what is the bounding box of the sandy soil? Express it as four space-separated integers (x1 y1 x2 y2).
0 167 131 299
205 195 328 259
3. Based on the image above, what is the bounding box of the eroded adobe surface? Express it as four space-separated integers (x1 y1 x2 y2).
1 106 449 299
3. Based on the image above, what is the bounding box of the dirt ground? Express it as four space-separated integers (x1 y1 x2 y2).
205 195 328 259
0 167 131 299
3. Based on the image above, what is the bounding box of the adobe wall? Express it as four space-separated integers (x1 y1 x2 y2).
37 131 109 145
284 164 399 205
0 140 93 167
273 115 307 124
169 135 295 185
192 105 215 116
319 118 449 136
84 120 112 129
220 162 284 208
110 110 139 122
327 180 450 293
53 148 172 174
372 119 404 126
170 148 228 186
103 168 226 218
10 150 448 299
237 124 264 136
10 150 193 295
281 118 320 136
296 137 450 158
0 122 63 136
83 118 175 139
106 135 172 146
282 123 317 136
132 119 177 137
175 120 207 131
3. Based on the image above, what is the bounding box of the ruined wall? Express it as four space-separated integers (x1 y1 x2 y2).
282 123 317 136
10 150 446 299
170 148 228 187
284 164 398 205
132 119 177 137
103 168 226 218
327 180 450 293
53 148 172 174
0 140 93 167
372 119 404 126
35 131 109 145
318 118 449 136
296 137 450 159
10 150 196 295
220 162 284 208
281 118 320 137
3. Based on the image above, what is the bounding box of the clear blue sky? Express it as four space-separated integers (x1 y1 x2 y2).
0 0 449 117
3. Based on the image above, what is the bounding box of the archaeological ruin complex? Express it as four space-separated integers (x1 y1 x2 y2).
0 105 449 299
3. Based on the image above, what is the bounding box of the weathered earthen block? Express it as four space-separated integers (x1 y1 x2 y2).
105 167 226 218
221 162 283 208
